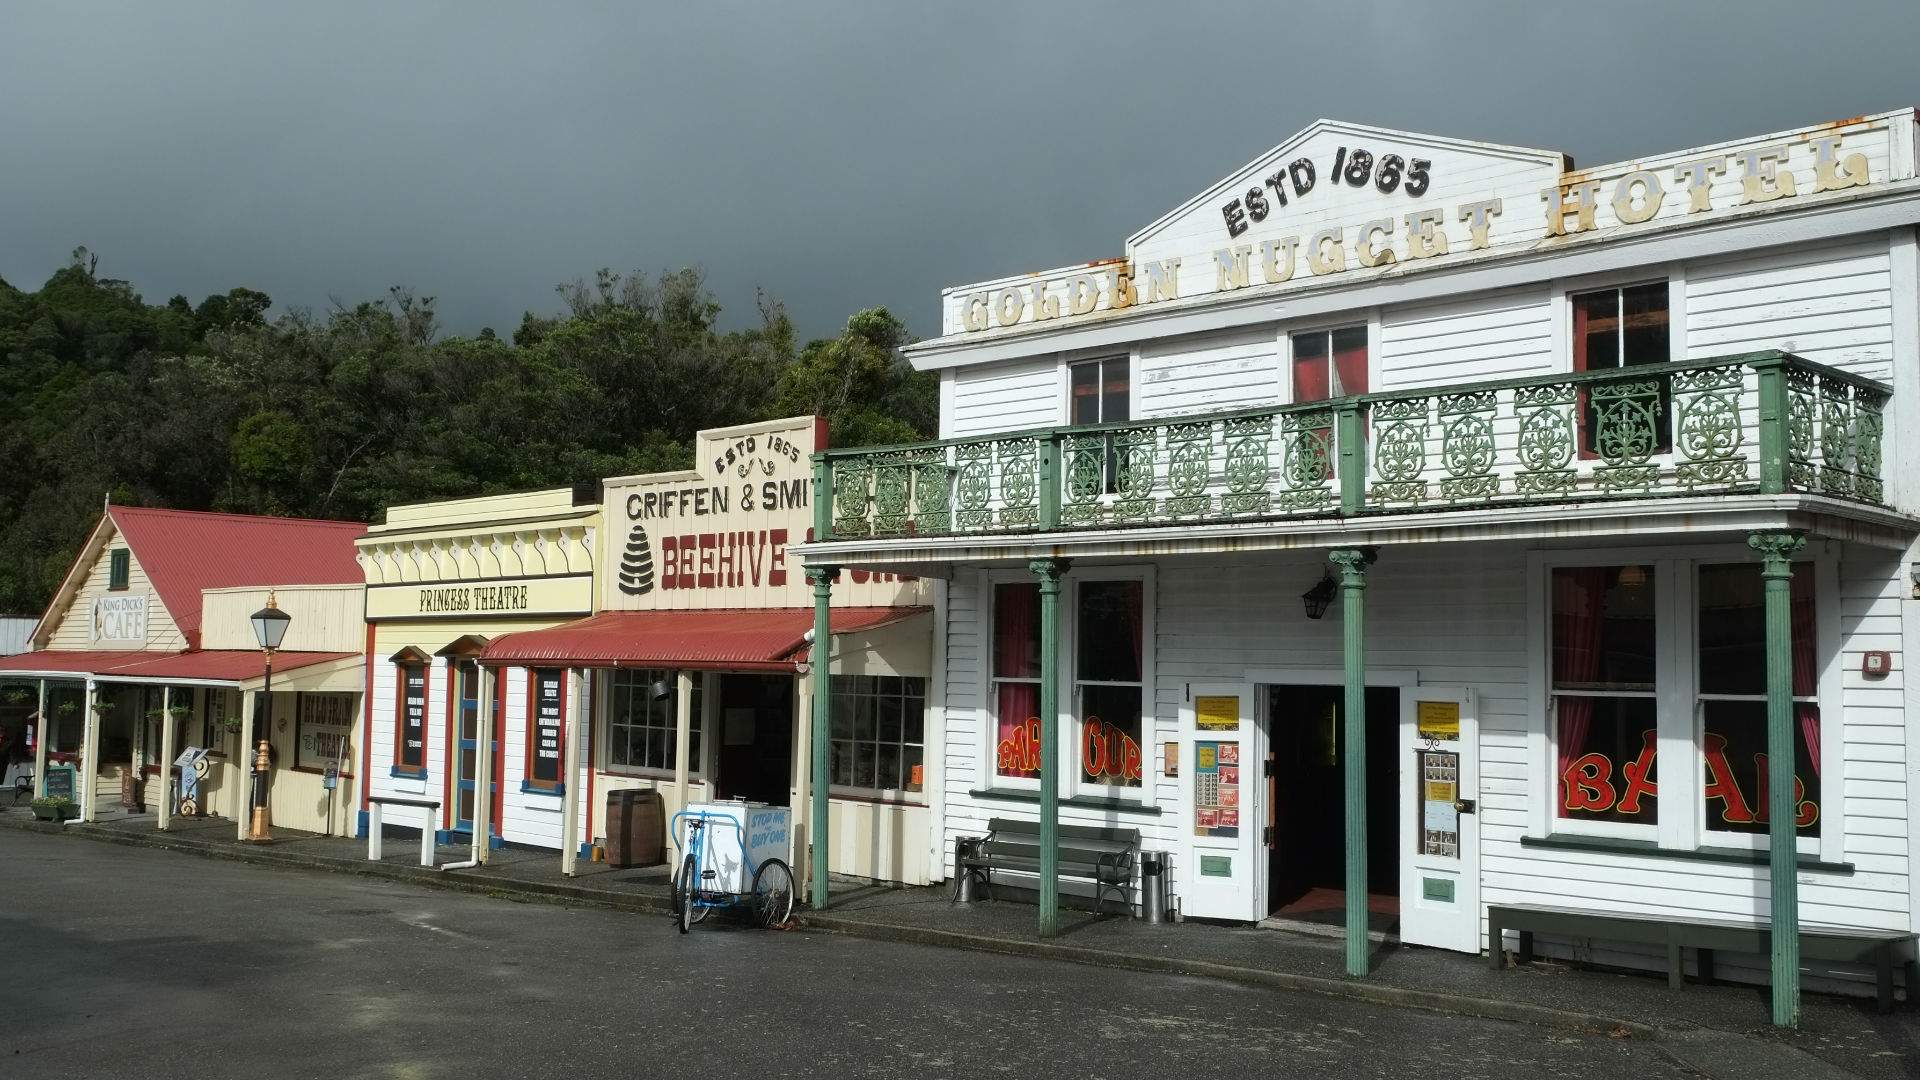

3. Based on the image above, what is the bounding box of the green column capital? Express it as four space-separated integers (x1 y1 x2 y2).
1328 547 1377 585
805 564 838 590
1747 531 1806 573
1028 557 1069 590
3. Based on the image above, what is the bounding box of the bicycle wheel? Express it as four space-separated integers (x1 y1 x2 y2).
676 853 696 934
751 859 795 928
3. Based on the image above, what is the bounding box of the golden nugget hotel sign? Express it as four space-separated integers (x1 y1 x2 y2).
954 126 1881 334
365 575 593 620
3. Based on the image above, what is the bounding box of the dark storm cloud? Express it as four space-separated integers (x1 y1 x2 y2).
3 1 1916 340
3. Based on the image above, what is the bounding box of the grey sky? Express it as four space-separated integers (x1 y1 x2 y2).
3 1 1917 342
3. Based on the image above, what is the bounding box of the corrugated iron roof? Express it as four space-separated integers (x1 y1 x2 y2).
108 506 367 647
0 648 355 683
479 607 930 671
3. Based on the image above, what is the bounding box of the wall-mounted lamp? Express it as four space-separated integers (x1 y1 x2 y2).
1302 572 1338 620
650 678 670 701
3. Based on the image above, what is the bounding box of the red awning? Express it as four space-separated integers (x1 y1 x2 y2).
0 649 356 684
479 608 930 672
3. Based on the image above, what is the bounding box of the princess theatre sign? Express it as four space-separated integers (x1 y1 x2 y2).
950 117 1894 336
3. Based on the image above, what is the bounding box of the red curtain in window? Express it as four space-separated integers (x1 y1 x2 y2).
1332 336 1368 397
1552 567 1610 808
1292 334 1330 403
994 584 1041 778
1791 571 1819 775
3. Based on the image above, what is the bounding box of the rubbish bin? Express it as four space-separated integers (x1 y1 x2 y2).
604 789 665 868
953 836 985 902
1140 851 1168 924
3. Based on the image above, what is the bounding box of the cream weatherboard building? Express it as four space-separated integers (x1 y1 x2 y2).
802 110 1920 1024
0 506 368 835
354 489 600 853
478 416 937 888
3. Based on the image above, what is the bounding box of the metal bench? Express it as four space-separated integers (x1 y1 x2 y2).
954 817 1141 915
367 795 443 868
1488 903 1916 1014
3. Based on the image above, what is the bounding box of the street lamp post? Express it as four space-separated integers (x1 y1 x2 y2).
248 592 292 844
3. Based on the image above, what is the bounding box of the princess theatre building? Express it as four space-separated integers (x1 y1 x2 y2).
802 110 1920 1023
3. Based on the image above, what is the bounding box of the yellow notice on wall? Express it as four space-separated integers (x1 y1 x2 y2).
1416 700 1461 741
1195 695 1240 731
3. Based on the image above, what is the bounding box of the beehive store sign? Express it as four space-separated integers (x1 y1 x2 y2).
606 416 916 609
365 575 593 621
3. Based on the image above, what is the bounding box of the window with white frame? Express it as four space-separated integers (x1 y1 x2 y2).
1290 325 1368 402
1695 562 1820 838
1552 564 1659 829
990 581 1042 784
606 669 702 774
1546 554 1827 847
828 675 926 799
1073 578 1146 792
1571 281 1671 454
1069 356 1130 493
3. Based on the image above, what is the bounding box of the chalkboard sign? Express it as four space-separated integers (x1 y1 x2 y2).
529 669 564 786
43 763 76 802
398 665 427 770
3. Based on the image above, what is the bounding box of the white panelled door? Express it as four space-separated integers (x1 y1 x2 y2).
1397 686 1481 953
1179 683 1260 921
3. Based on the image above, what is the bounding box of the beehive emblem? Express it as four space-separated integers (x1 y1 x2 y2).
618 523 655 595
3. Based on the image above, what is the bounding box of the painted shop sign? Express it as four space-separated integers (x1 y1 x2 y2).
297 692 355 773
529 669 563 785
995 715 1144 785
365 575 593 621
1560 727 1819 831
92 593 148 643
398 665 428 770
954 122 1887 335
604 416 927 610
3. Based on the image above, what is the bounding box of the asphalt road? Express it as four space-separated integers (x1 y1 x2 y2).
0 829 1690 1080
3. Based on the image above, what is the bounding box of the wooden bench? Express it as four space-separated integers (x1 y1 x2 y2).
954 817 1141 915
367 795 443 868
1489 903 1915 1014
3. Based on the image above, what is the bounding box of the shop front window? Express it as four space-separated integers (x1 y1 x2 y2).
607 669 700 774
991 582 1042 782
829 675 926 799
1075 579 1144 790
1552 565 1658 826
1696 563 1819 836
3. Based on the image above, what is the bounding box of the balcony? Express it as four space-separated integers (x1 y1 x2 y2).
817 352 1893 542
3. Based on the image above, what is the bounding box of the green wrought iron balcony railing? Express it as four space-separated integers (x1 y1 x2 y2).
814 351 1891 542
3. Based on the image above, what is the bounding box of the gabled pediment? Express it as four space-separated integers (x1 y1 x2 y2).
1127 119 1568 259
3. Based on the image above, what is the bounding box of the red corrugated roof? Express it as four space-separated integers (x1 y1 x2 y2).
0 649 356 683
108 506 367 647
0 651 135 674
479 608 930 671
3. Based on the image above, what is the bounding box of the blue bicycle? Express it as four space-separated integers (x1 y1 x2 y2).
669 809 796 933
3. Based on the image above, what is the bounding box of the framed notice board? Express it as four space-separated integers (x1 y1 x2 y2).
527 669 565 789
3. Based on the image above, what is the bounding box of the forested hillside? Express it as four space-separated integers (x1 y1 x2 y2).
0 248 935 616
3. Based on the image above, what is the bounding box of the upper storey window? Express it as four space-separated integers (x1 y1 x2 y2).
1069 356 1129 426
1291 326 1368 402
1571 282 1670 454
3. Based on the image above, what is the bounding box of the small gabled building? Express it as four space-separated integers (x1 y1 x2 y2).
0 505 368 834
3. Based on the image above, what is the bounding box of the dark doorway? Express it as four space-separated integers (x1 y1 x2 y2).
713 674 794 806
1265 684 1399 929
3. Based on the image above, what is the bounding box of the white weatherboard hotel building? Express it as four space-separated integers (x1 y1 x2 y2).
802 109 1920 1021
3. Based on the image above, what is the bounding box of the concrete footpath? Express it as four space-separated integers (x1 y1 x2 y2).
7 810 1917 1079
